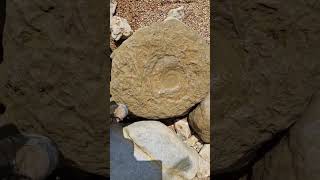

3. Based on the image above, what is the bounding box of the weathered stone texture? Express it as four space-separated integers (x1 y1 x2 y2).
213 0 320 171
0 0 108 175
111 18 210 119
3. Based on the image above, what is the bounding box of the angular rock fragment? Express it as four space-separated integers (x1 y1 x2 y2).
196 158 210 178
111 19 210 119
194 142 204 152
185 135 199 147
110 16 133 41
189 94 210 143
123 121 201 180
113 103 128 122
166 6 185 21
199 144 210 161
174 118 192 141
110 0 117 17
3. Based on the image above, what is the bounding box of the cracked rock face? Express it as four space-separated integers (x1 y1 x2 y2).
111 19 210 119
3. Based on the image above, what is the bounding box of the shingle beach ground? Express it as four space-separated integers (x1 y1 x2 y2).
114 0 210 43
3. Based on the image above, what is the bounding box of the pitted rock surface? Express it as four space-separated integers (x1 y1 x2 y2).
111 19 210 119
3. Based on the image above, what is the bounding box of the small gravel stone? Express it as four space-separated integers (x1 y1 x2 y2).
185 135 199 147
174 118 192 141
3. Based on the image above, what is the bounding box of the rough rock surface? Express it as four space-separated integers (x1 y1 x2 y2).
174 118 191 141
196 158 210 178
113 103 128 122
123 121 201 180
111 18 210 119
185 135 199 147
213 0 320 171
189 94 210 143
0 0 108 175
110 0 117 17
199 144 210 162
110 16 133 41
166 6 185 21
251 92 320 180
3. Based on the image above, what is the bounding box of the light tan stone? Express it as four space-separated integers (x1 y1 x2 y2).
199 144 210 161
174 118 192 141
110 16 133 41
196 158 210 178
110 19 210 119
189 94 210 143
185 135 199 147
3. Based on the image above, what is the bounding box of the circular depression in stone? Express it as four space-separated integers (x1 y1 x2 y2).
146 55 185 95
110 19 210 119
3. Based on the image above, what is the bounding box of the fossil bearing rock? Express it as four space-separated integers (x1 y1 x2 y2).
110 19 210 119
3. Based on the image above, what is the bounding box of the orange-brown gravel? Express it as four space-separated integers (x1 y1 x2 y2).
114 0 210 44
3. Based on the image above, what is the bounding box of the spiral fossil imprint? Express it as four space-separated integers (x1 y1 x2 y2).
111 19 210 119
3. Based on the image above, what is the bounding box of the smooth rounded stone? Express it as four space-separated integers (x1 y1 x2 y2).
189 94 210 143
174 118 191 141
110 16 133 41
199 144 210 162
111 18 210 119
123 121 201 180
166 6 185 21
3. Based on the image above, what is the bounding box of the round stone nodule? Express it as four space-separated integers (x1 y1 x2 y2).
110 19 210 119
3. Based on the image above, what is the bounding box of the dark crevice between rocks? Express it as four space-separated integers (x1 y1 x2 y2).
0 103 6 114
113 101 201 127
0 0 5 64
212 122 295 180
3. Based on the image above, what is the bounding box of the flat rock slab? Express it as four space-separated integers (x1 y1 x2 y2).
111 19 210 119
123 121 201 180
110 123 162 180
0 0 108 175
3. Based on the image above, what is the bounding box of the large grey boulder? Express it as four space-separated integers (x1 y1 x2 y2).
123 121 202 180
213 0 320 171
111 18 210 119
0 0 108 175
